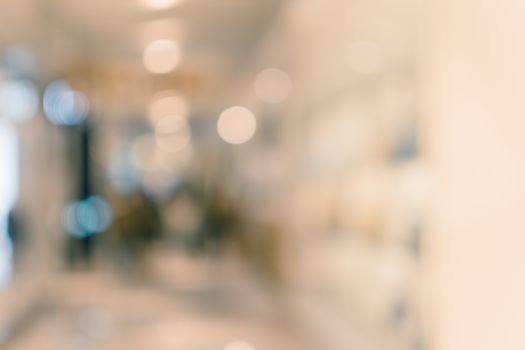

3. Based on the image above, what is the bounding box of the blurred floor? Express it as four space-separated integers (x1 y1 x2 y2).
2 248 305 350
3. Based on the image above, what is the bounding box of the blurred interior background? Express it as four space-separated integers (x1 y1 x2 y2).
1 0 522 349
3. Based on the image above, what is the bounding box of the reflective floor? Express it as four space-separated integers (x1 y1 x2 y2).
3 249 305 350
1 243 409 350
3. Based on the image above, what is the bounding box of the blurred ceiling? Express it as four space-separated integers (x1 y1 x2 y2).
0 0 285 80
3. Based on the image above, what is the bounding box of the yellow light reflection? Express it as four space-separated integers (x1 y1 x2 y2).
143 40 181 74
141 0 184 10
155 116 191 153
217 106 257 145
148 91 188 126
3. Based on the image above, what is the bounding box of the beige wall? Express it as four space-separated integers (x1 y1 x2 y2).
422 1 525 349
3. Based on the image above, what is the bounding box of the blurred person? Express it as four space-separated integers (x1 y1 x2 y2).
253 221 284 287
201 185 243 257
6 204 26 272
112 190 162 278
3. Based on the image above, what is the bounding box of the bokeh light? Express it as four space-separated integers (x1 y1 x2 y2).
62 196 113 238
148 91 188 126
131 132 189 171
217 106 257 144
0 80 38 123
43 80 89 126
143 40 181 74
155 114 187 134
254 68 293 104
155 116 191 153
